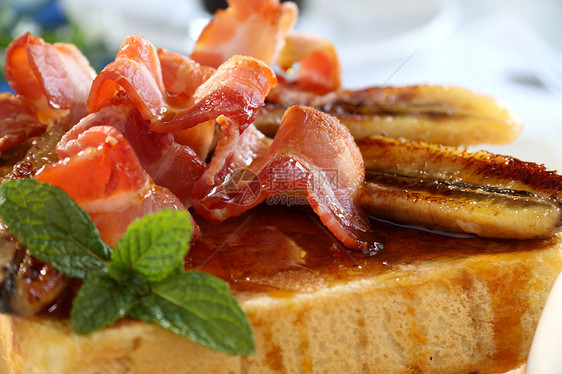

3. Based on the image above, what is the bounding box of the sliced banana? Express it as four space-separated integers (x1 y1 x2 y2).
357 136 562 239
258 85 522 146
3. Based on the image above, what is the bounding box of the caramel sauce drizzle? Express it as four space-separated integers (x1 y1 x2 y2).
186 205 551 297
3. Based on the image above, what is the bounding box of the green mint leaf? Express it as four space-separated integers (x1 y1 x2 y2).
0 179 111 278
0 180 254 355
130 270 254 356
71 272 145 334
110 210 193 283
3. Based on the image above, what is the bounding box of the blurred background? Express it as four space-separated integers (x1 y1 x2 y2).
1 0 561 171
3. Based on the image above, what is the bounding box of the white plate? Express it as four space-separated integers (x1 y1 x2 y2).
298 0 460 67
526 272 562 374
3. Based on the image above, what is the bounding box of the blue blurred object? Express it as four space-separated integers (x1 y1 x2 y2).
0 0 112 93
1 0 66 94
32 0 67 28
0 81 12 94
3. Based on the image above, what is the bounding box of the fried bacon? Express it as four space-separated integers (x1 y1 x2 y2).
150 55 277 133
0 93 45 156
193 106 381 253
88 35 166 119
276 31 341 94
191 0 340 94
35 126 194 248
0 33 95 159
191 0 298 68
74 35 276 205
57 103 206 205
88 35 276 134
4 32 95 125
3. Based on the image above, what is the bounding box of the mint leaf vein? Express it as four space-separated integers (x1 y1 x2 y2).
0 179 110 278
0 179 254 356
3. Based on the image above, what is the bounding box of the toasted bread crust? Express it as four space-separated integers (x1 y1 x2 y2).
1 231 560 374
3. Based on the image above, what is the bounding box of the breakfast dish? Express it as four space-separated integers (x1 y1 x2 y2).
3 205 560 373
0 0 560 373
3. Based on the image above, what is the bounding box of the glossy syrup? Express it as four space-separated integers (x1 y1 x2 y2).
186 205 557 371
186 205 551 297
40 204 556 371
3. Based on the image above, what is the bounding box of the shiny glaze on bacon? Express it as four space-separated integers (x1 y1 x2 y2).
191 0 340 94
0 93 45 156
151 55 277 133
35 126 194 248
193 106 381 253
88 35 276 134
4 32 95 125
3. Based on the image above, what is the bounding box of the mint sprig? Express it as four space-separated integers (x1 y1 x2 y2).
131 270 255 355
0 179 254 356
110 210 193 283
0 178 111 278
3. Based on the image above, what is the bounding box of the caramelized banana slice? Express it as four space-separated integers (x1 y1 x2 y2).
0 116 70 182
358 136 562 200
257 85 522 146
360 172 562 239
357 136 562 239
0 222 69 316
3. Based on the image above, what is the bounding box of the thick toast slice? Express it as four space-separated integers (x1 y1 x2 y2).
1 205 561 373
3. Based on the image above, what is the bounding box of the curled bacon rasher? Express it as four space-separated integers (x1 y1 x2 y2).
191 0 340 94
193 106 380 253
1 33 96 156
191 0 298 68
80 35 276 204
36 126 196 248
4 32 96 125
58 103 206 205
0 93 45 155
88 35 276 134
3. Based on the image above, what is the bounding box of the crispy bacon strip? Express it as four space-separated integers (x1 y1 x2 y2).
0 93 45 155
276 31 341 94
158 49 216 107
193 106 379 252
4 32 96 125
57 103 206 205
193 120 271 214
36 126 195 247
152 55 277 133
87 35 166 119
191 0 340 93
88 35 276 134
191 0 298 68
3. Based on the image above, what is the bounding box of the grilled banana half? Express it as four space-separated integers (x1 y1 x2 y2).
0 117 70 183
358 136 562 239
258 85 522 146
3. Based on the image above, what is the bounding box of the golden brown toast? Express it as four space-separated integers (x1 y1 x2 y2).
1 205 560 374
